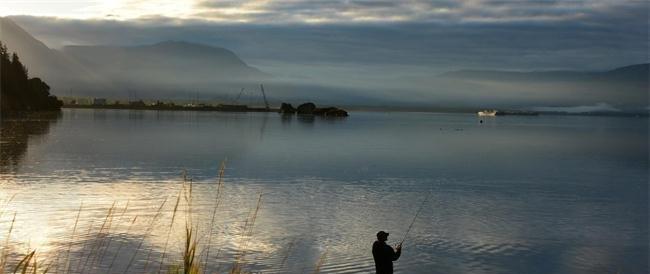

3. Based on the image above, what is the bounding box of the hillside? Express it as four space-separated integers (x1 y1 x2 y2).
0 17 109 94
63 41 267 84
0 17 266 99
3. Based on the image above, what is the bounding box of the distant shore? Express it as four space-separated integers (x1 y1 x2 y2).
63 104 278 112
60 104 649 117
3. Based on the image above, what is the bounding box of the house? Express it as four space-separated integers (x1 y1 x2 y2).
93 98 107 106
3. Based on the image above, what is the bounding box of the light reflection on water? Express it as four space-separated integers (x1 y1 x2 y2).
0 109 647 273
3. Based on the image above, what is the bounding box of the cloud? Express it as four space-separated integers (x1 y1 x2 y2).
10 2 647 73
189 0 648 24
3 1 647 108
3 0 646 25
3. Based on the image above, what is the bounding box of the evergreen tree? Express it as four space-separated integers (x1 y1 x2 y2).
0 40 62 113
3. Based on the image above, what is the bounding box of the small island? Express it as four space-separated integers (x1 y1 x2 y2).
280 102 349 117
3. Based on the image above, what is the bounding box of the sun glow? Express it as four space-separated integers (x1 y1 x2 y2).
0 0 195 20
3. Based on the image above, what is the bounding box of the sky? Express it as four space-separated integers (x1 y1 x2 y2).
2 1 647 71
1 0 648 108
0 0 647 24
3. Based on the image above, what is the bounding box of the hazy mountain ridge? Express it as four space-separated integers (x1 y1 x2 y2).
63 41 267 82
0 17 110 93
1 16 647 111
0 17 266 98
441 64 649 83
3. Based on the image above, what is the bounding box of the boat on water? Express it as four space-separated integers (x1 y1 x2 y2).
478 110 498 116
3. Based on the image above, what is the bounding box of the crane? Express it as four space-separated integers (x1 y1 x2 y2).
260 84 270 110
231 88 245 104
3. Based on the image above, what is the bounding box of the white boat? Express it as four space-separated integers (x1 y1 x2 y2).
477 110 498 116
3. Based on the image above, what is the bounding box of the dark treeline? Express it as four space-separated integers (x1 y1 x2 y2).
1 41 62 113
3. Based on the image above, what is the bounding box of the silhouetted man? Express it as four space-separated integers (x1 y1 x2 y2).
372 231 401 274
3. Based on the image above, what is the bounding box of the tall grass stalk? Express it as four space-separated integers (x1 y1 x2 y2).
107 215 138 272
280 240 295 268
182 223 200 274
203 160 226 273
64 202 82 274
230 193 263 274
174 172 201 274
81 201 116 272
2 167 279 274
12 250 35 274
312 249 328 274
0 194 17 219
74 219 95 272
142 245 156 272
97 200 130 266
183 178 194 224
124 197 168 273
157 188 183 274
0 213 16 274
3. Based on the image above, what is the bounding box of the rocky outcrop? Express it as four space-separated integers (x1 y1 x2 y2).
280 103 296 114
313 107 349 117
280 102 348 117
296 102 316 114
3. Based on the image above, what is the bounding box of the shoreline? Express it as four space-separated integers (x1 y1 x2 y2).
61 105 649 117
63 104 279 112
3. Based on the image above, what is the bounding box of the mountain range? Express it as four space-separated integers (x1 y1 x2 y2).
0 17 107 93
0 17 648 111
0 17 266 99
63 41 266 84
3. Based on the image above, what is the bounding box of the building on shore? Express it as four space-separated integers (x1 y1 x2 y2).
92 98 107 106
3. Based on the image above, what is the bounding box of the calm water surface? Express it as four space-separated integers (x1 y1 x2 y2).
0 109 647 273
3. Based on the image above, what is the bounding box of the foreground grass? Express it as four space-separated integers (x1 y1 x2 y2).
0 162 327 274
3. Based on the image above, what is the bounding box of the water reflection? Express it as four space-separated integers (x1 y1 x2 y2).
2 175 645 274
296 114 315 124
0 110 646 274
0 112 61 172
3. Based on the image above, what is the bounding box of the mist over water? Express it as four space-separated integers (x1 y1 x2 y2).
0 109 647 273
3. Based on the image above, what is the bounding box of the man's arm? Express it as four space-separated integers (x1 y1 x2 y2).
392 244 402 261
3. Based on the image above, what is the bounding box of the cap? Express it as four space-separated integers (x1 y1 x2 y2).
377 231 389 238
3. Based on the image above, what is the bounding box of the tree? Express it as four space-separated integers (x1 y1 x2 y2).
0 40 62 113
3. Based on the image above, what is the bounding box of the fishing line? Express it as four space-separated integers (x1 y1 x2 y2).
400 191 431 246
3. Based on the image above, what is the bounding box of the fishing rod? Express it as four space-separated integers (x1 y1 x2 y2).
399 191 431 246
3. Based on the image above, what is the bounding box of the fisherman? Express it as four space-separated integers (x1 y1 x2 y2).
372 231 402 274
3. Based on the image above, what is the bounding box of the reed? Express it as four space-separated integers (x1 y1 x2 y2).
0 193 17 219
175 171 201 274
2 166 276 274
73 219 95 272
312 249 328 274
107 215 138 271
97 200 130 266
230 193 263 274
1 248 52 274
158 188 183 274
12 250 35 274
0 213 16 273
181 222 200 274
64 202 82 274
124 197 168 273
203 160 227 273
280 239 295 268
80 201 116 273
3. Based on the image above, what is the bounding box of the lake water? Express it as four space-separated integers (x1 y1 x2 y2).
0 109 647 274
